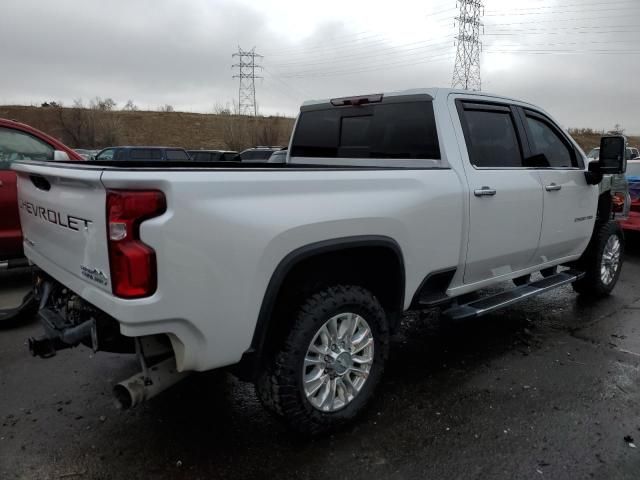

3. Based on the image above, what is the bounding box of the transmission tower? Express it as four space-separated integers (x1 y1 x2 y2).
232 47 263 116
452 0 484 91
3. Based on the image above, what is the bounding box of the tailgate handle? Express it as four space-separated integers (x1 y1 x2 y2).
30 175 51 191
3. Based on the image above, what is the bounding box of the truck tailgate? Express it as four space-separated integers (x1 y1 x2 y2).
14 162 111 292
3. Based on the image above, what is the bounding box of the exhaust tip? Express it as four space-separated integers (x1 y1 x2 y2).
113 384 133 410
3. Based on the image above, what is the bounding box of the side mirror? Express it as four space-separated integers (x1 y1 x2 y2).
53 150 70 161
598 136 627 174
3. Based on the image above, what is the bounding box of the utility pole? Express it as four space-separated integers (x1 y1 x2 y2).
232 47 263 116
452 0 484 91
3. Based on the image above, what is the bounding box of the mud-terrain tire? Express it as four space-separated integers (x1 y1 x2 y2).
256 285 389 435
573 221 624 297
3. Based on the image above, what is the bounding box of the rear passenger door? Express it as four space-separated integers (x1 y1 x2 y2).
518 108 597 262
455 100 544 285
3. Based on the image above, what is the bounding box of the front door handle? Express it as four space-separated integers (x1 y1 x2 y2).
474 186 497 197
545 183 562 192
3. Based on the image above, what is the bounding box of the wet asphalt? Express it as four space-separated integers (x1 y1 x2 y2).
1 238 640 480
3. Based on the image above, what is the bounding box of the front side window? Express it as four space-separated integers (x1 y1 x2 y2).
461 106 523 168
290 100 441 160
96 148 115 161
587 148 599 159
525 115 576 168
0 127 54 168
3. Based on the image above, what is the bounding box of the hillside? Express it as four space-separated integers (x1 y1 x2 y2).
0 105 295 151
0 105 637 153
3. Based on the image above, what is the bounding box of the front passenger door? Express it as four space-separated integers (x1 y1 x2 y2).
520 109 598 262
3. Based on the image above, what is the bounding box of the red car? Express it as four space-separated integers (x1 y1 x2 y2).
0 119 82 267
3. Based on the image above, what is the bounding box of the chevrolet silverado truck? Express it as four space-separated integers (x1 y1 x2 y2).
14 89 628 434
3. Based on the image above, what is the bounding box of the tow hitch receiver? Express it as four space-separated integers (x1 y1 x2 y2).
28 280 96 358
28 308 95 358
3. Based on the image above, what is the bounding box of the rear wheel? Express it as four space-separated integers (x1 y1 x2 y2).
256 285 389 435
573 221 624 297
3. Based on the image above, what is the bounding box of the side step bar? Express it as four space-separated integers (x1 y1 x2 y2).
443 269 584 321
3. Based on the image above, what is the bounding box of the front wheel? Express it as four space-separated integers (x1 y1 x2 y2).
573 221 624 297
256 285 389 435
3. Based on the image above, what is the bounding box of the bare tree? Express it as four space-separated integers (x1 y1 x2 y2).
159 104 174 113
122 100 138 111
55 98 120 148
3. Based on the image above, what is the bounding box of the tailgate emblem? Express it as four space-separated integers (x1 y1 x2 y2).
20 201 92 232
80 265 108 286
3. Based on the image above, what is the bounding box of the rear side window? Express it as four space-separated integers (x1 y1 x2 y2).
165 149 189 161
525 114 576 168
192 152 212 161
221 152 237 161
460 105 523 168
0 127 54 168
129 149 162 160
291 101 441 159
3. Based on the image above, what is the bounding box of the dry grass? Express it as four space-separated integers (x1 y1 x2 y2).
0 105 295 151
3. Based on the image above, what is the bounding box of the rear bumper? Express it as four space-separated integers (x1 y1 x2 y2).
25 245 211 371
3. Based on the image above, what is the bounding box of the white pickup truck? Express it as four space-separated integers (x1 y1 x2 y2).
15 88 628 435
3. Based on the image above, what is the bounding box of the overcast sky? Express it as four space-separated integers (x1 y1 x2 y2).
1 0 639 133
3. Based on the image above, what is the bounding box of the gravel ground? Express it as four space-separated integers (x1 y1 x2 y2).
1 240 640 480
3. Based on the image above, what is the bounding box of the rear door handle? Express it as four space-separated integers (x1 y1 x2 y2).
474 187 497 197
545 183 562 192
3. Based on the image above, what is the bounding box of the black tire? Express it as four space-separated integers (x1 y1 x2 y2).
256 285 389 435
573 221 624 297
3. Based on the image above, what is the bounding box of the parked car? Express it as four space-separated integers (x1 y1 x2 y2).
74 149 99 161
0 118 82 325
620 159 640 232
94 146 191 162
0 118 82 267
16 88 628 434
188 150 238 162
267 148 287 163
587 146 639 161
237 146 284 162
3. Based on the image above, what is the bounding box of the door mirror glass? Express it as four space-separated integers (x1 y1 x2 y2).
53 150 70 161
599 136 626 174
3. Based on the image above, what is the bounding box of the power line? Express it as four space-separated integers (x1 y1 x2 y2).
486 0 640 14
232 46 262 116
264 9 455 57
275 50 455 78
452 0 484 91
269 39 452 70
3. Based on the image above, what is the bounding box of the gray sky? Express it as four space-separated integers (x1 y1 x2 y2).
2 0 639 133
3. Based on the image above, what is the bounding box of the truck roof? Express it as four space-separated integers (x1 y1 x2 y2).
301 87 536 109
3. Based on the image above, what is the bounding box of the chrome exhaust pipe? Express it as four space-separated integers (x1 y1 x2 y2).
113 357 189 409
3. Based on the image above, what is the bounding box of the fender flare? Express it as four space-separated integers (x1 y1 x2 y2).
239 235 405 376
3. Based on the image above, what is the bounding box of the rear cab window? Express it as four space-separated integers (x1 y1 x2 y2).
290 95 441 166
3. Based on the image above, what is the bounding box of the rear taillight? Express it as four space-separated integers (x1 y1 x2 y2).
106 190 166 299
